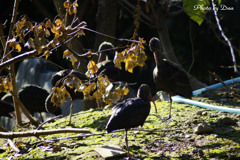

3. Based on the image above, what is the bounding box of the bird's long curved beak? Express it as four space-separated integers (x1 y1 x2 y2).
149 97 157 113
10 111 16 118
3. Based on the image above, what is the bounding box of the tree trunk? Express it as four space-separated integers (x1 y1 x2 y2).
151 1 206 90
94 0 117 53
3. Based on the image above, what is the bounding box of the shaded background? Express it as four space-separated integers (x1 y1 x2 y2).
0 0 239 86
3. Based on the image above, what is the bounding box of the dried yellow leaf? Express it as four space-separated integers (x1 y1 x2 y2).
93 91 102 100
15 141 23 147
45 19 52 28
51 25 58 35
69 55 78 66
45 28 50 37
64 1 70 9
0 77 13 92
73 7 78 14
55 19 62 27
6 146 11 152
77 29 85 37
125 60 135 73
38 24 43 30
87 60 98 74
8 38 16 48
44 50 51 59
63 49 71 57
114 51 125 69
73 1 78 7
123 87 129 95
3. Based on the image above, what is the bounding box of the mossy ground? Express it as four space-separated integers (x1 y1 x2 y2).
0 86 240 159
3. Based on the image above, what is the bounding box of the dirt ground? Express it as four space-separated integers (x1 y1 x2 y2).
0 82 239 159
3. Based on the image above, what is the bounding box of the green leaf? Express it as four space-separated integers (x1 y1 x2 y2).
183 0 209 25
218 0 222 5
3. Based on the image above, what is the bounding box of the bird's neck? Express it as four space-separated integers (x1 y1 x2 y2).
153 51 165 66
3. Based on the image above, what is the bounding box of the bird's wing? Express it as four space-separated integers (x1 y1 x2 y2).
160 60 192 98
106 98 150 132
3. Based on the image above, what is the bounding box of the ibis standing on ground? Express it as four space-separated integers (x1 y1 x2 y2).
97 41 136 83
105 84 157 155
149 37 192 119
18 85 62 121
45 69 89 125
1 85 61 121
0 100 15 118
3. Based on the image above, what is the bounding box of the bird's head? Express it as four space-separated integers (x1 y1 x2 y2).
149 37 161 53
149 37 165 66
137 84 157 113
45 92 62 116
98 41 115 63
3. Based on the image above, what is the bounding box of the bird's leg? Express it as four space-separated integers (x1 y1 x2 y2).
125 129 130 156
68 101 74 125
162 94 172 122
168 94 172 119
39 112 44 122
96 99 102 110
96 99 100 109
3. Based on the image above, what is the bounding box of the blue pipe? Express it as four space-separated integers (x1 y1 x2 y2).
192 77 240 96
172 96 240 114
172 77 240 113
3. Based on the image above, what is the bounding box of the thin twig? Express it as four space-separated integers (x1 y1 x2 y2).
83 27 142 44
118 0 154 28
61 42 98 60
209 71 231 90
2 0 20 63
208 22 239 55
35 115 63 131
188 20 195 73
8 139 20 153
119 0 152 23
211 0 238 73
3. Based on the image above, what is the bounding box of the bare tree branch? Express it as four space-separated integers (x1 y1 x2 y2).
0 49 38 71
118 0 154 28
30 127 187 145
2 0 23 125
119 0 153 23
167 9 184 17
0 128 92 139
211 0 238 73
188 20 195 73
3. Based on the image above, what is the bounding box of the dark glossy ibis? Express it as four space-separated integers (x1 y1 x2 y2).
97 41 115 63
105 84 157 155
149 37 192 119
96 42 136 83
0 100 15 118
46 69 89 125
18 85 61 121
1 85 61 121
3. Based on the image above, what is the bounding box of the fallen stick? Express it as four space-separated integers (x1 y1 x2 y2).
8 139 20 153
35 115 63 131
0 128 92 139
31 127 187 145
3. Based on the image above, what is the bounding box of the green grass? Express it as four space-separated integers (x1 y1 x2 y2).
0 100 240 159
